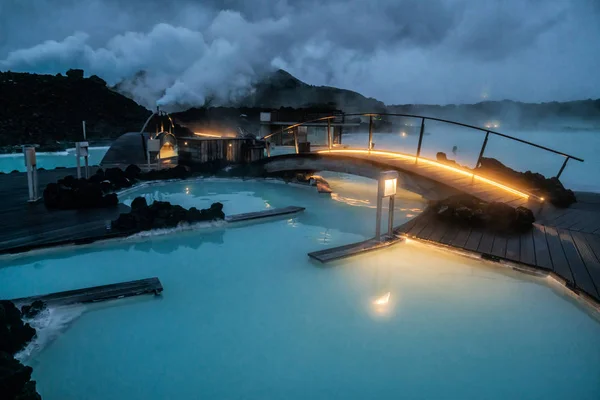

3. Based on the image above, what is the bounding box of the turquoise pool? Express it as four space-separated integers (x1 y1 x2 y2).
0 147 108 173
1 176 599 399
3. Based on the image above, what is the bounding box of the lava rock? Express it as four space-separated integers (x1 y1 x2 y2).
429 194 535 233
477 157 576 208
0 301 36 355
112 198 225 232
0 352 41 400
124 164 142 180
130 196 148 212
20 301 45 319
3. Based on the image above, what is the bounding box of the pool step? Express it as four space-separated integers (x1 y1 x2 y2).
308 235 404 263
8 277 163 306
226 206 305 223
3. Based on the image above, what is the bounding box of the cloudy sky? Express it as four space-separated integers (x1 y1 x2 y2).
0 0 598 108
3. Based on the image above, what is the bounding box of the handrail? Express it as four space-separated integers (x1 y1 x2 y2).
342 113 584 162
261 112 584 162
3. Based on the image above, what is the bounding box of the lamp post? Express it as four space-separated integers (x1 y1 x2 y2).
375 170 398 241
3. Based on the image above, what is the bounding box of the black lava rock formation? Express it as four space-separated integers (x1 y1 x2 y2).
112 197 225 232
429 194 535 233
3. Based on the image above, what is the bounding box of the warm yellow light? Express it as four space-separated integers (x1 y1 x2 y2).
373 292 390 306
401 131 407 137
384 178 397 197
317 149 532 200
184 142 188 145
228 143 232 147
540 197 545 201
194 132 222 138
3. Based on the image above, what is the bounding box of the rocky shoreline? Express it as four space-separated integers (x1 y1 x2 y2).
43 164 191 210
112 197 225 232
1 300 46 400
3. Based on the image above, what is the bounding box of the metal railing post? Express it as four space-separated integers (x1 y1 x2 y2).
415 118 425 163
266 141 271 157
327 118 332 150
475 131 490 169
368 115 374 151
293 130 299 154
556 157 570 179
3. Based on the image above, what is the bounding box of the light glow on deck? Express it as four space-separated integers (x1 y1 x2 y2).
317 149 532 200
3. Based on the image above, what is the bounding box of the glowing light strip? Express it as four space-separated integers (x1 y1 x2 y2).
194 132 223 138
317 149 533 200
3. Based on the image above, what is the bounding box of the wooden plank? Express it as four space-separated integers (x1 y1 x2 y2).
569 214 600 233
225 206 305 222
450 226 472 248
308 235 403 263
477 231 495 254
557 229 599 298
519 230 536 266
439 224 461 246
407 214 432 237
505 235 521 262
490 234 508 259
544 226 574 283
464 228 483 252
8 277 163 306
428 220 450 243
417 218 438 240
532 225 553 270
571 231 600 299
583 233 600 266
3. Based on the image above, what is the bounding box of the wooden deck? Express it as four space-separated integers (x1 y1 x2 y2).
0 168 128 254
395 195 600 304
8 277 163 306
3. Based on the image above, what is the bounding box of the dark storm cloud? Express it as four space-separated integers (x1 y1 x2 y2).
0 0 598 109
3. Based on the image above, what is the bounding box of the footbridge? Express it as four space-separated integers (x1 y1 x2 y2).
257 113 584 208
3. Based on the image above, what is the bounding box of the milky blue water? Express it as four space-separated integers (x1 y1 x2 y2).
0 147 108 173
1 177 599 399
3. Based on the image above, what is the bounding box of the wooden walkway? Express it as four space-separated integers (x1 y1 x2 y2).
8 277 163 306
308 235 403 263
0 167 128 254
225 206 305 222
396 195 600 304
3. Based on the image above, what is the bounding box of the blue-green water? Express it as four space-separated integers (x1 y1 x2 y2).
1 177 599 399
0 147 108 173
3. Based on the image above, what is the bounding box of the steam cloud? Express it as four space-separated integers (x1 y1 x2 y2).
0 0 598 110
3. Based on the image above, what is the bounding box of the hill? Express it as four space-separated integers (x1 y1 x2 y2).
0 70 152 150
239 70 387 113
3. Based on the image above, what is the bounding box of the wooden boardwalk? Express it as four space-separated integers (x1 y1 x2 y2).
308 235 403 263
396 195 600 304
8 277 163 306
225 206 305 222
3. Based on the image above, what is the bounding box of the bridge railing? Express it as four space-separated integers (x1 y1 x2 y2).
261 113 584 180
